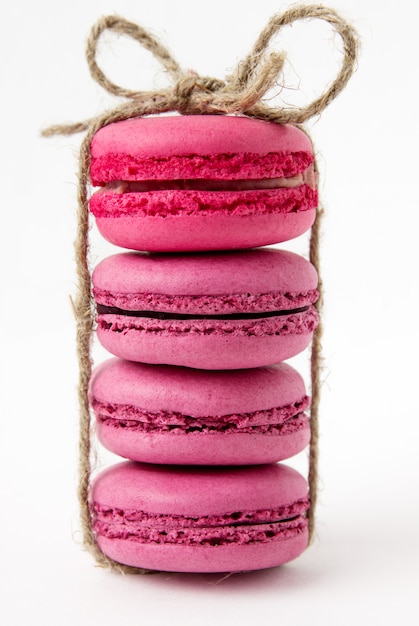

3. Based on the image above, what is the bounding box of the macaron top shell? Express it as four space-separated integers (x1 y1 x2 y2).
91 462 308 517
90 358 307 418
90 115 314 184
92 248 318 314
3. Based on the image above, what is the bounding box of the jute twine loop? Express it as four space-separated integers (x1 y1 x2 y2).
43 4 358 574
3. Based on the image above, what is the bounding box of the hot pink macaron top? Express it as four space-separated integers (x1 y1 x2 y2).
90 115 314 184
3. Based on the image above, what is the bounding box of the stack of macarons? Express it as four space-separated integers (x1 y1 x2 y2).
88 114 319 573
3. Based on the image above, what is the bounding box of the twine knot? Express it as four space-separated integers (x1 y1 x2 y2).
172 72 227 114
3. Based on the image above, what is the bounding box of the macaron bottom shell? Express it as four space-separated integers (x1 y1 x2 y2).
96 424 311 466
93 208 316 252
96 531 309 573
96 313 317 370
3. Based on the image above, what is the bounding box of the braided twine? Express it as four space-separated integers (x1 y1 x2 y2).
43 4 358 574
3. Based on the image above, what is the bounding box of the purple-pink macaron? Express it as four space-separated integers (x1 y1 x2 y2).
91 461 310 573
92 247 319 370
89 115 317 252
89 358 310 465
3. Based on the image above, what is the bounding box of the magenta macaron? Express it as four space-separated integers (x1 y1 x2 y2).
91 461 310 573
89 115 317 252
89 358 311 465
92 247 319 370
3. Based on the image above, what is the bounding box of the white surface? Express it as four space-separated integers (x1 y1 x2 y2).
1 0 418 624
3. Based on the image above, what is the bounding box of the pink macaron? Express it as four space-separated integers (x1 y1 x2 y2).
92 247 319 370
89 358 311 465
89 115 317 252
91 461 309 573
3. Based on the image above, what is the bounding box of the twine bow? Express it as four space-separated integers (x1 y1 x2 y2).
43 4 358 138
43 5 358 574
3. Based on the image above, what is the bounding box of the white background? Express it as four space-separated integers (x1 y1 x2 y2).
1 0 418 624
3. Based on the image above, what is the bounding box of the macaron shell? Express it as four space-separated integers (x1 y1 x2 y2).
90 115 314 180
95 314 317 369
92 249 318 298
91 462 308 515
90 359 307 415
96 426 310 465
92 205 316 252
96 532 308 573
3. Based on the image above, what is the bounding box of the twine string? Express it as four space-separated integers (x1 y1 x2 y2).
43 4 358 573
42 4 358 136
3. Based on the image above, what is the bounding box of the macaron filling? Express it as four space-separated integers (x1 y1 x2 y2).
90 162 317 220
95 288 319 337
100 163 316 193
92 395 310 435
96 308 319 340
92 498 309 546
96 304 311 320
